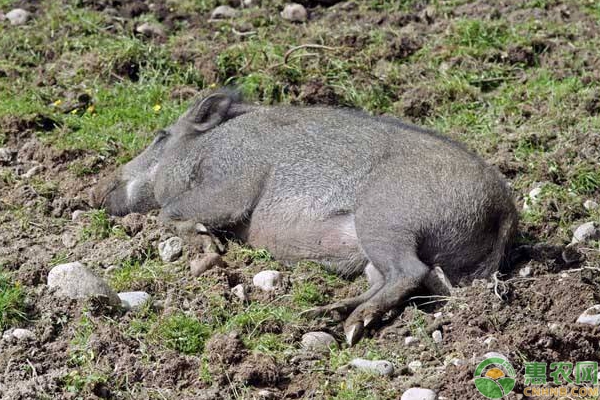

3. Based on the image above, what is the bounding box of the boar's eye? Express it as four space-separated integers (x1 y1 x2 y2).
153 129 169 144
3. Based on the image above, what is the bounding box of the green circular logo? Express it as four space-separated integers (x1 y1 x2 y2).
474 357 516 399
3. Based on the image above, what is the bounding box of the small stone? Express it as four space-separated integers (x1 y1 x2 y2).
482 352 508 361
404 336 420 346
195 223 209 233
6 8 30 25
401 387 438 400
483 336 498 348
47 262 120 305
584 199 598 211
231 284 248 302
257 390 276 399
11 328 36 341
0 148 15 164
104 265 120 275
22 165 42 178
61 232 77 248
136 22 165 38
433 312 443 319
118 291 151 310
159 237 184 262
408 360 422 373
349 358 394 376
190 253 225 277
518 266 532 277
450 358 466 366
121 213 145 236
523 186 543 211
571 222 600 244
211 5 238 19
252 270 283 291
576 304 600 326
281 3 307 22
301 331 338 353
548 322 559 331
432 330 442 344
71 210 85 222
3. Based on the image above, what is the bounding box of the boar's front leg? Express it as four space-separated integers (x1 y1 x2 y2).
159 177 264 248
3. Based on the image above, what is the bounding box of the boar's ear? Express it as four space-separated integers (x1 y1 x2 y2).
182 93 233 133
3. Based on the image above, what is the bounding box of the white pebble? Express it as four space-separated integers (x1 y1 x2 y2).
584 199 598 210
47 262 120 305
281 3 307 22
136 22 165 38
211 5 238 19
231 284 248 302
432 330 442 344
404 336 420 346
518 265 532 277
433 312 443 319
483 336 498 348
408 360 422 373
71 210 84 222
118 291 151 310
571 222 600 244
301 331 338 352
252 270 283 291
577 304 600 326
6 8 30 25
3 328 36 342
450 358 466 366
158 237 183 262
349 358 394 376
523 186 543 211
401 387 438 400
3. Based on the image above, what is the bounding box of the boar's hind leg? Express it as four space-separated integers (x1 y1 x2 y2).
344 227 430 346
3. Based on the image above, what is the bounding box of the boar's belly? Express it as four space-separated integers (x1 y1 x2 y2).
247 213 367 275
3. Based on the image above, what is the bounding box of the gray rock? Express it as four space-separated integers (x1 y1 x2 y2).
431 330 442 344
159 237 183 262
576 304 600 326
231 284 248 302
408 360 422 373
211 5 238 19
433 312 443 319
22 165 42 179
190 253 224 277
584 199 598 210
71 210 85 222
450 358 466 366
0 147 14 164
136 22 165 38
3 328 36 342
401 388 437 400
281 3 307 22
571 222 600 244
6 8 30 25
252 270 283 291
47 262 120 305
118 291 151 310
301 331 338 352
404 336 420 346
349 358 394 376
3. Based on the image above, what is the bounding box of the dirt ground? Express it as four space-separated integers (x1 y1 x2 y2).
1 0 599 399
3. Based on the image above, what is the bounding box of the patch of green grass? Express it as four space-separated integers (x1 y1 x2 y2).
569 167 600 195
292 281 326 307
225 303 296 338
109 256 170 292
0 269 27 330
152 312 212 354
68 311 95 367
80 209 126 240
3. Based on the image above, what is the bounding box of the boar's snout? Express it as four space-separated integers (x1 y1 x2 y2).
91 174 128 216
91 170 159 217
